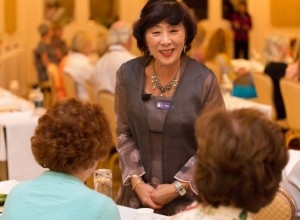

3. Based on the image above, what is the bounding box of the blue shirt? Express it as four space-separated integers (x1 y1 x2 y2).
1 171 120 220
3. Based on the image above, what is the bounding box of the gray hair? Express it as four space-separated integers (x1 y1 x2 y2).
107 23 131 46
71 31 93 53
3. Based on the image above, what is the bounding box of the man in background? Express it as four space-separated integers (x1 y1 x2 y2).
94 20 135 93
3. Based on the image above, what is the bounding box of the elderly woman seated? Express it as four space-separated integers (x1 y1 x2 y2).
168 108 288 219
1 98 121 220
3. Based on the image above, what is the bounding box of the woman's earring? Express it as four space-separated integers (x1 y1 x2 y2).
183 45 187 53
146 47 152 56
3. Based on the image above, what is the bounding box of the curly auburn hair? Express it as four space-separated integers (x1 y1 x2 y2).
133 0 197 56
194 108 288 213
31 98 112 174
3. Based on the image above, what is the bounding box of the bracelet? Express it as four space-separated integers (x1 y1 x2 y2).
132 179 143 190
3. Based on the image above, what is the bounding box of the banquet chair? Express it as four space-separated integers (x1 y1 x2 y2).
84 81 97 103
97 90 117 147
251 187 296 220
61 72 78 99
252 72 287 128
280 79 300 147
252 72 276 119
97 90 121 199
47 64 58 106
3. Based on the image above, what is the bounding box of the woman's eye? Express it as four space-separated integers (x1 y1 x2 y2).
170 29 179 33
152 31 160 35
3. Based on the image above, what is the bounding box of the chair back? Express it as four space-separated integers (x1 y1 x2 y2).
280 79 300 130
62 72 77 98
251 187 296 220
97 90 117 147
84 81 97 103
47 64 58 105
252 72 276 119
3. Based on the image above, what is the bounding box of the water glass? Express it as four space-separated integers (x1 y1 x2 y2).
94 169 112 197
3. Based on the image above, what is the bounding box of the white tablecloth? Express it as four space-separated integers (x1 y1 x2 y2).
118 205 168 220
223 94 272 118
0 88 47 181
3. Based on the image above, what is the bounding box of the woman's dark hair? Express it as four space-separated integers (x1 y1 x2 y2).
194 109 288 213
31 98 112 174
133 0 197 56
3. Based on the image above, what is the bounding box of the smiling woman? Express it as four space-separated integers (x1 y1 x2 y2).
114 0 225 216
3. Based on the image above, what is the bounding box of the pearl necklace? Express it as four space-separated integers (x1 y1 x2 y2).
151 61 180 96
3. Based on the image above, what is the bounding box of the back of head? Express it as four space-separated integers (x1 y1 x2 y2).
71 31 93 53
264 33 289 64
31 98 112 175
133 0 196 56
194 109 288 213
204 28 227 61
107 20 132 46
38 23 50 37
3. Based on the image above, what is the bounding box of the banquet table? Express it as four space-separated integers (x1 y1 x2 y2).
0 88 47 181
118 205 168 220
223 94 272 118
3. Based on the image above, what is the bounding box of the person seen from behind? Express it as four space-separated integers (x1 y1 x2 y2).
168 108 288 219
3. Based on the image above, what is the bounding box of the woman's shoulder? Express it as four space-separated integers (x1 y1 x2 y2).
83 190 120 218
168 203 250 220
120 56 148 69
185 56 214 76
117 56 148 81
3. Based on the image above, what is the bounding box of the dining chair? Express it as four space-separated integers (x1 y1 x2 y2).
252 72 287 128
252 72 276 119
251 187 296 220
84 81 97 103
280 79 300 147
61 72 78 99
47 64 58 106
97 90 117 147
98 90 121 198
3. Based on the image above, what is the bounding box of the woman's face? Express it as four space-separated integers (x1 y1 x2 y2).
145 21 186 66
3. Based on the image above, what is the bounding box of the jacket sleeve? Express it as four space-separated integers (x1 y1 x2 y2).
115 65 145 186
174 73 225 194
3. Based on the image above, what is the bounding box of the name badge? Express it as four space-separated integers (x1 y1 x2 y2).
157 101 172 110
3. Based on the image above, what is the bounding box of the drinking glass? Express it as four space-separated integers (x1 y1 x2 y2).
94 169 112 197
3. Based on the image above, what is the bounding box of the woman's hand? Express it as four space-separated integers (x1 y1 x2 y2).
150 184 178 206
134 181 163 209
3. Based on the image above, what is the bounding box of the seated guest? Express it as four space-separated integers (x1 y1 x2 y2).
204 28 232 77
94 20 135 94
168 109 288 219
263 33 290 119
1 98 121 220
64 31 95 100
285 35 300 81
